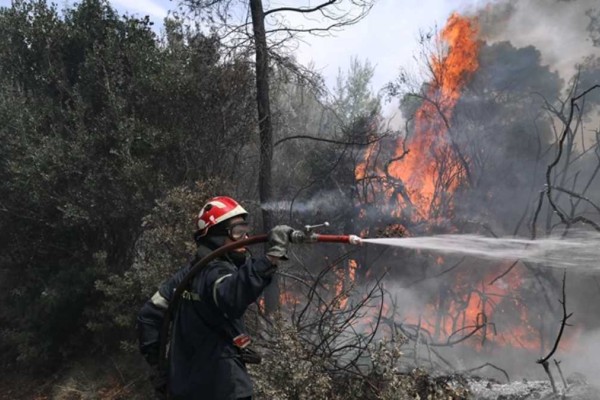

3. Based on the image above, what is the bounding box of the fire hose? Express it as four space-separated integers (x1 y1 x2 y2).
158 223 362 372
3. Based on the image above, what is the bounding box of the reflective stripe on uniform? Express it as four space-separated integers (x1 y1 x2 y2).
212 274 232 307
150 291 169 309
182 290 202 301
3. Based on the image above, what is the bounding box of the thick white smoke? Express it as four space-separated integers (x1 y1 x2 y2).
473 0 600 81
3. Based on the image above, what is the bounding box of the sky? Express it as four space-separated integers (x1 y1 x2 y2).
0 0 597 103
0 0 493 92
284 0 490 92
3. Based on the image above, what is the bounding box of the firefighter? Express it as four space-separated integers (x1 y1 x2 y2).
137 196 293 400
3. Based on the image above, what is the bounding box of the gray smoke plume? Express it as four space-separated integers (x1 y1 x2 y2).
473 0 600 81
261 190 351 215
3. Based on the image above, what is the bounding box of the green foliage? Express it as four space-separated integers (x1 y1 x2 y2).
269 68 339 209
0 0 255 370
333 57 381 125
89 181 218 350
0 0 157 368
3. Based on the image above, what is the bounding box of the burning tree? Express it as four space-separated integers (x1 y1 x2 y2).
348 11 600 387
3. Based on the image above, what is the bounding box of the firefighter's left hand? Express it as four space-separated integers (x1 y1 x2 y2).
267 225 294 260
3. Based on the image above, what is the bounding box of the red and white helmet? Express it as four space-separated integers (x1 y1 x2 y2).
195 196 248 236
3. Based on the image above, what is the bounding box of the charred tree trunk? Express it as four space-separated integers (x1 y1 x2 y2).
250 0 279 313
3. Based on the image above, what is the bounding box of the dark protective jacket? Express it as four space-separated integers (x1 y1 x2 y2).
137 243 276 400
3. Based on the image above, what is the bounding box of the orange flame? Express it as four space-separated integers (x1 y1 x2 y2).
336 259 359 309
388 13 480 220
405 260 575 352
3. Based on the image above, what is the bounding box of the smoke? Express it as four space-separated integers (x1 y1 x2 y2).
358 250 600 384
562 329 600 386
261 190 353 215
271 0 600 384
474 0 600 82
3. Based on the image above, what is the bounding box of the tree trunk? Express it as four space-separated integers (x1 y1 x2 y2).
250 0 279 312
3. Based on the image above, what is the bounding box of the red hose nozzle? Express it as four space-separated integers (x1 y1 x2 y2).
290 231 362 245
314 234 362 245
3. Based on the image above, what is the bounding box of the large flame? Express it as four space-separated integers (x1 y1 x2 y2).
389 13 479 219
273 13 574 355
355 13 480 222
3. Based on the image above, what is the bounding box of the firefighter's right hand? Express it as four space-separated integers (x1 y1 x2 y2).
267 225 294 260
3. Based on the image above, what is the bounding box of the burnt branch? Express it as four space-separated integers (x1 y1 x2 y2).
414 315 422 366
550 185 600 214
264 0 337 16
249 255 392 395
294 254 348 326
488 260 519 285
274 133 386 147
554 359 568 392
265 24 346 36
531 84 600 236
541 360 559 395
396 321 489 347
537 271 572 365
461 363 510 383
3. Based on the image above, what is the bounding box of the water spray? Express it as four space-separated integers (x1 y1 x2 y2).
361 231 600 271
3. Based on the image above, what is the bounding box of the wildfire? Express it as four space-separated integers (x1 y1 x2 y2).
351 13 575 354
405 259 576 352
355 13 480 223
390 13 479 219
406 261 538 349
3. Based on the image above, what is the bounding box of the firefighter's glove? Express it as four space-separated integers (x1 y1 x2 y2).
267 225 294 260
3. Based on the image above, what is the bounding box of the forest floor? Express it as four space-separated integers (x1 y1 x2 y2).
468 376 600 399
1 356 599 399
0 354 152 400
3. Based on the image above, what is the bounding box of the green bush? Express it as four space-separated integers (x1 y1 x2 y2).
90 181 218 351
0 0 255 370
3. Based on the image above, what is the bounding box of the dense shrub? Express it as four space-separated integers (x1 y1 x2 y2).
0 0 255 370
90 181 219 351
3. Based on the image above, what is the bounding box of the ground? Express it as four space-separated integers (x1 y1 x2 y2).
2 358 600 399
